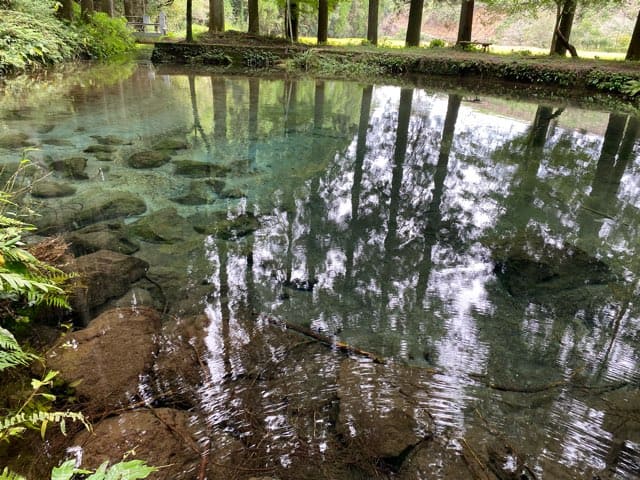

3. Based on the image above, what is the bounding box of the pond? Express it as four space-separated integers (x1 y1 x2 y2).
1 61 640 479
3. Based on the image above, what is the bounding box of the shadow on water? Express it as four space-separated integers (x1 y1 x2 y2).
2 63 640 479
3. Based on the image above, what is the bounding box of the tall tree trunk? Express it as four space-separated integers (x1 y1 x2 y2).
405 0 425 47
285 0 299 41
248 0 259 34
124 0 144 18
209 0 225 32
81 0 94 19
626 10 640 60
367 0 379 45
58 0 74 20
186 0 193 41
318 0 328 44
94 0 113 15
551 0 577 56
456 0 474 43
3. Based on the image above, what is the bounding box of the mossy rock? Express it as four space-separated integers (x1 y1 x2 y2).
195 212 260 238
31 180 77 198
128 150 172 169
173 160 231 177
0 131 33 149
50 156 88 179
129 207 194 243
84 144 116 153
153 137 190 151
90 134 127 145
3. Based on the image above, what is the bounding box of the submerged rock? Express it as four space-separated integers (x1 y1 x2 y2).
208 213 260 239
69 249 149 322
46 307 161 412
128 150 171 169
336 358 433 461
31 180 76 198
173 160 231 177
41 138 73 147
128 207 194 244
84 144 116 153
170 180 215 205
0 131 33 149
90 134 127 145
34 189 146 234
153 137 190 151
93 152 114 162
65 220 139 255
50 156 88 179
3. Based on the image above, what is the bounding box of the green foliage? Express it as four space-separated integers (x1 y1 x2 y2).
622 80 640 96
585 70 638 92
0 459 157 480
74 11 136 60
0 10 79 75
428 38 446 48
289 50 383 77
0 161 73 312
0 327 36 371
51 460 158 480
243 49 279 68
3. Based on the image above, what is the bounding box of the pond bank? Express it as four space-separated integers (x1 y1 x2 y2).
151 41 640 101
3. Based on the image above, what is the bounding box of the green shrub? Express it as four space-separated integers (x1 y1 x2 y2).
428 38 446 48
0 10 80 75
74 12 136 60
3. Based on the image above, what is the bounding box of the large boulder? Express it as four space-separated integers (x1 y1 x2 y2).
69 250 148 322
46 307 161 412
336 358 433 461
34 189 146 234
69 408 241 480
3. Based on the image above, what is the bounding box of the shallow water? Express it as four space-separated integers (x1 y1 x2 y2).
2 62 640 478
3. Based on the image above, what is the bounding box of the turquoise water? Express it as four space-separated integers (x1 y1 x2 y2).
2 62 640 478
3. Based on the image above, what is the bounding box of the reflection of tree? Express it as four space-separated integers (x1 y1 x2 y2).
345 85 373 281
248 78 259 169
415 94 461 307
189 75 211 153
211 76 227 140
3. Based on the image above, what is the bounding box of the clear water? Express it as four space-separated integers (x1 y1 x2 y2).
2 61 640 478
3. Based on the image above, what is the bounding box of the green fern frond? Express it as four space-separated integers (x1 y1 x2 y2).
0 409 89 443
0 467 27 480
0 327 37 372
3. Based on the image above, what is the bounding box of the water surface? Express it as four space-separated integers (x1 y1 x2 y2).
1 63 640 479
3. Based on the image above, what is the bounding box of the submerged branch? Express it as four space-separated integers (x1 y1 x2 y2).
265 315 385 364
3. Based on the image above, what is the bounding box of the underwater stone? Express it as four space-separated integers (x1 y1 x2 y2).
34 189 146 234
170 180 215 205
50 156 88 179
83 144 116 153
93 152 113 162
191 212 259 238
0 131 33 149
31 180 76 198
69 250 149 321
90 134 127 145
41 138 73 147
336 358 432 459
129 207 194 243
173 160 231 177
46 307 161 410
153 137 190 151
128 150 171 169
65 220 139 256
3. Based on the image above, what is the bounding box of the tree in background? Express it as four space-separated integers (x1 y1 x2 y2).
248 0 259 33
318 0 329 43
627 9 640 59
209 0 224 31
551 0 578 56
186 0 193 39
367 0 379 44
81 0 95 19
405 0 425 46
456 0 474 43
285 0 299 40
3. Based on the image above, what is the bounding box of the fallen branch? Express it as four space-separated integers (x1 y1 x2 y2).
265 315 385 364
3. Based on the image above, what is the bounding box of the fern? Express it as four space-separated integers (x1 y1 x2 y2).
0 326 36 371
51 460 157 480
0 467 26 480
